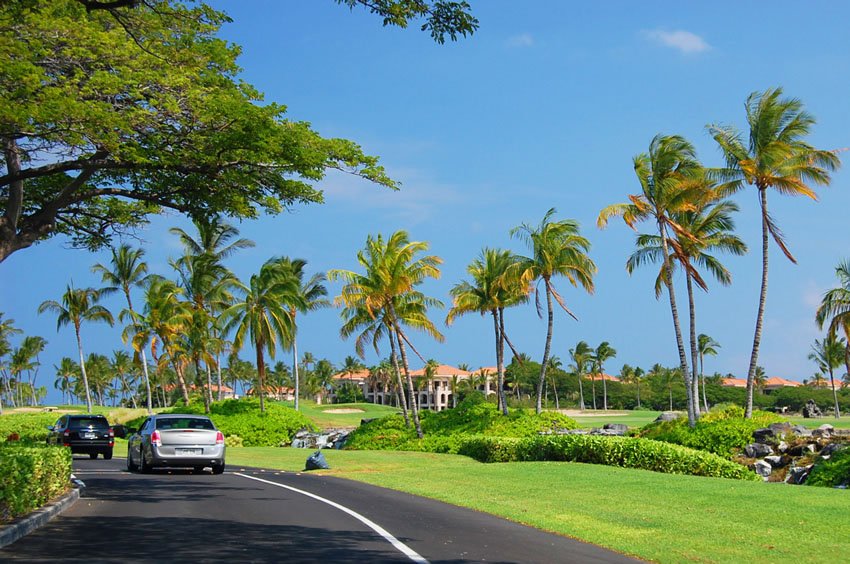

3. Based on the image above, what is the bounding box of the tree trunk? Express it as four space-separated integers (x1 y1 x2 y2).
591 374 597 410
636 380 641 408
215 353 223 402
175 362 190 405
535 280 555 414
292 337 301 410
196 358 209 413
256 340 266 412
700 352 709 413
602 368 608 410
686 274 700 418
746 187 770 419
75 324 93 413
205 362 213 407
658 219 695 426
388 326 410 426
492 310 504 414
394 324 423 438
578 370 585 411
828 365 841 418
497 308 509 415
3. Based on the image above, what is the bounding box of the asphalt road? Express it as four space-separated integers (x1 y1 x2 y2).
1 456 641 563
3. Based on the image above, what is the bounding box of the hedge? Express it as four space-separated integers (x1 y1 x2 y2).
0 412 62 443
807 447 850 488
457 435 761 481
0 444 72 523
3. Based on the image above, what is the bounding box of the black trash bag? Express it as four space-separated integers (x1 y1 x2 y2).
305 449 329 471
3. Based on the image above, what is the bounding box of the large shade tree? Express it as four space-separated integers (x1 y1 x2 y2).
38 285 114 412
511 208 596 414
708 87 840 417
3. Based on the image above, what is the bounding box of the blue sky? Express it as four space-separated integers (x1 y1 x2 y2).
4 1 850 404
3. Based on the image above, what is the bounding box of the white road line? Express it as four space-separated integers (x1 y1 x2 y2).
233 472 428 564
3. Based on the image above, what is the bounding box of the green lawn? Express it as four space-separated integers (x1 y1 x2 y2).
226 447 850 564
569 410 661 429
785 416 850 429
273 401 401 429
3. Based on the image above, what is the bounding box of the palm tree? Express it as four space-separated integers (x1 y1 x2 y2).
708 87 840 417
511 209 596 414
221 257 301 412
809 334 845 418
0 314 23 413
54 357 79 405
447 248 525 415
93 244 155 413
276 260 328 411
16 335 47 406
697 334 720 412
816 259 850 389
39 285 113 412
633 366 645 408
599 134 708 426
110 350 137 408
591 342 616 411
331 231 444 438
627 199 746 416
568 341 593 411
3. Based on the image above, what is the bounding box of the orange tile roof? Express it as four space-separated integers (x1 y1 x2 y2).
585 373 620 382
333 370 370 381
721 378 747 388
764 376 802 388
163 383 234 393
408 364 471 377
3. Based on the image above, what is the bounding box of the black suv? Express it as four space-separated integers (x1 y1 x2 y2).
47 414 114 459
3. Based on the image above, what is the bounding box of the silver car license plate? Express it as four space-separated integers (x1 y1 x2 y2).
84 432 97 439
177 448 202 455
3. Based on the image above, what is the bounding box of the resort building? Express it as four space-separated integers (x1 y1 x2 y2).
332 364 501 411
721 377 803 390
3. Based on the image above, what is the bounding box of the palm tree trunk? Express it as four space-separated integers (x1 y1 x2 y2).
498 308 509 416
394 324 423 438
602 368 608 410
658 220 695 426
828 365 841 418
535 280 555 414
215 353 223 402
746 188 770 419
196 358 209 413
256 341 266 413
686 274 700 418
636 380 641 408
700 352 709 412
292 336 299 410
552 376 559 410
174 362 190 405
75 324 93 413
591 374 597 410
205 362 214 407
388 326 410 426
578 370 585 410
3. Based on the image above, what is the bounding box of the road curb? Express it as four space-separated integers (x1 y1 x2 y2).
0 485 82 548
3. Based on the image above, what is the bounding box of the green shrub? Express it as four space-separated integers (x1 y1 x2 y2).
125 399 315 447
225 435 244 448
457 435 761 481
0 444 72 522
807 447 850 488
638 405 785 457
345 398 578 452
0 412 63 443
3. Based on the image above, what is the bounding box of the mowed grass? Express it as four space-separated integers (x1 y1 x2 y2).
225 447 850 563
569 410 661 429
785 415 850 429
274 401 401 429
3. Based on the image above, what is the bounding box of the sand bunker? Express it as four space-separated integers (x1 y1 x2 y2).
322 408 365 414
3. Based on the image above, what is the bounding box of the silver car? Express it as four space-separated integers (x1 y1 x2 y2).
127 414 226 474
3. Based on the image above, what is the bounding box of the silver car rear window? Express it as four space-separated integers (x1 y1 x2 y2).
156 418 214 430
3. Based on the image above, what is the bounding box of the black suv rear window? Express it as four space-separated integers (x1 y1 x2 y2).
69 417 109 429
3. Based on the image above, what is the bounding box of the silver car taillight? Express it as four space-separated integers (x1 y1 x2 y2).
215 431 224 445
151 429 162 447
